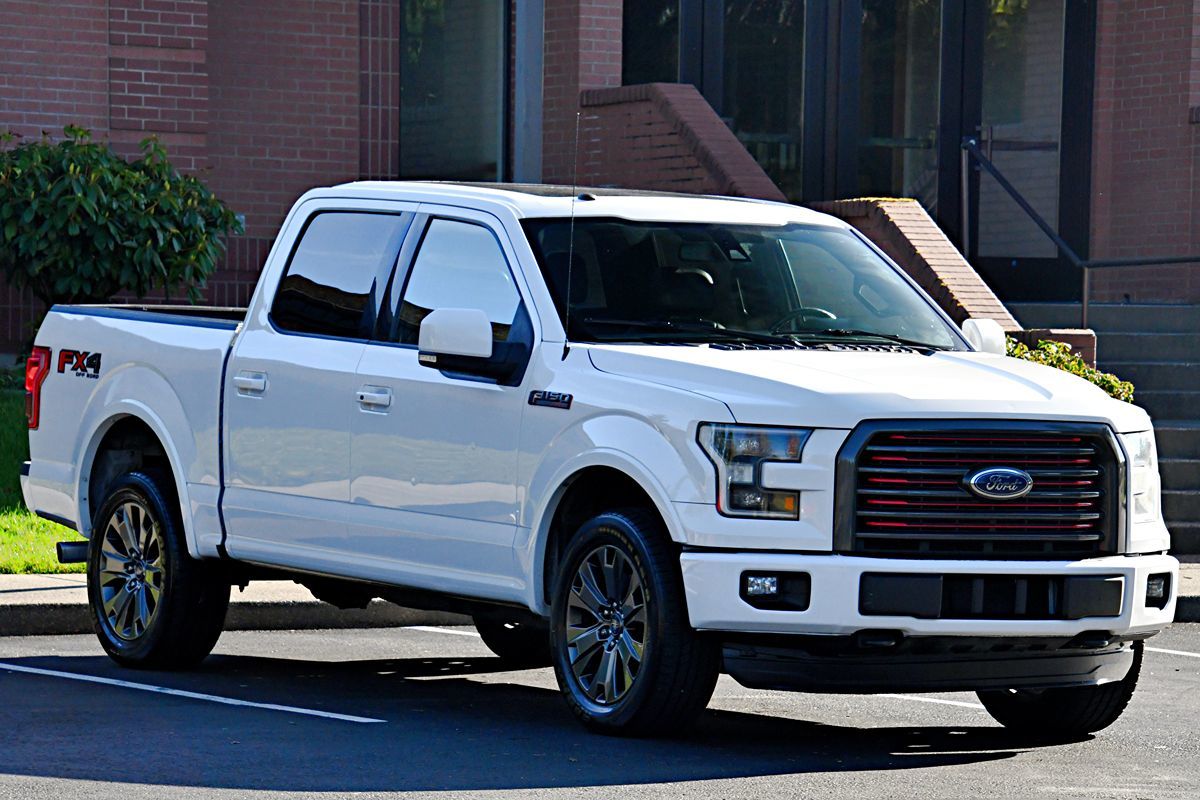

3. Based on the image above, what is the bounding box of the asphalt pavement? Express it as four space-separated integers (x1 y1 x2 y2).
1 624 1198 799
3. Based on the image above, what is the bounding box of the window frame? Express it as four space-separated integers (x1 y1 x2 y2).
378 214 533 350
267 209 414 343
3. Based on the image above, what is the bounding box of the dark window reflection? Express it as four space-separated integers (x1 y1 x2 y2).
722 1 805 200
623 1 680 84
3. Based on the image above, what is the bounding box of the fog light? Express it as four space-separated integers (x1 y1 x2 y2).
1146 573 1171 610
745 575 778 596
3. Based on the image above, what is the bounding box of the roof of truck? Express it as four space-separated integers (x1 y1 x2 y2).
325 180 842 227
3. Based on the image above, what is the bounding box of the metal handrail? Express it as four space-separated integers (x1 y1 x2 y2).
960 137 1200 328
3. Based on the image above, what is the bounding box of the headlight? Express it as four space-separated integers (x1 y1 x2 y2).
1120 431 1162 525
698 424 812 519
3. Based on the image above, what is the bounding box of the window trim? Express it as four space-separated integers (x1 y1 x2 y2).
266 209 414 343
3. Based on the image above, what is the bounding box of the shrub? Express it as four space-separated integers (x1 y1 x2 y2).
0 125 242 308
1006 336 1134 403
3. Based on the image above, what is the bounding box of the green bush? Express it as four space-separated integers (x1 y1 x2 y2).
1006 336 1134 403
0 125 242 308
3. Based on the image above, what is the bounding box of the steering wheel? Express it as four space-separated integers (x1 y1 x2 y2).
769 306 838 334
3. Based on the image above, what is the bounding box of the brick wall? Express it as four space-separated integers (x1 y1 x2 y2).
578 83 786 200
1089 0 1200 302
205 0 360 306
542 0 623 184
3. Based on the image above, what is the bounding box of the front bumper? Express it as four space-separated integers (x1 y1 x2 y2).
680 551 1178 637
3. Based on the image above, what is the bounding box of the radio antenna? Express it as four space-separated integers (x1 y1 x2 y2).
562 110 581 361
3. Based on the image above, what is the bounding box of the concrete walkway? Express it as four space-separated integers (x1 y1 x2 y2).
1 566 1196 636
0 574 467 636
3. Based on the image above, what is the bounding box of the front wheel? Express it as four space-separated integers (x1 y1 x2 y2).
977 642 1143 739
87 470 230 669
550 509 720 736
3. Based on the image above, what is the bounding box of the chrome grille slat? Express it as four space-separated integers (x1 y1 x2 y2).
840 424 1119 560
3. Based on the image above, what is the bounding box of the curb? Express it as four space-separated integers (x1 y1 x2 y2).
0 599 470 638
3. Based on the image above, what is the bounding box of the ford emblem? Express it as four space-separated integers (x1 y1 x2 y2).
964 467 1034 500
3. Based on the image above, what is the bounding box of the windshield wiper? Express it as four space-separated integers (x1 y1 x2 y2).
792 327 952 350
579 318 801 347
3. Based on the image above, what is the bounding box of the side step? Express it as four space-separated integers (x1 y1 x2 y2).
56 541 88 564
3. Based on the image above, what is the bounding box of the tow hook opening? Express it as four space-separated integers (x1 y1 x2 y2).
853 629 904 650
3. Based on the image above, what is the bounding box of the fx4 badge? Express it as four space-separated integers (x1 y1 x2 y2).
57 349 102 380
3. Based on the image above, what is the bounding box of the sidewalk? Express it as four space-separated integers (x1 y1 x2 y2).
0 574 467 636
2 566 1196 636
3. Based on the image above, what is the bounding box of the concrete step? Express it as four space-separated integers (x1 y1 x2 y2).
1102 362 1200 392
1171 523 1200 555
1162 459 1200 491
1097 332 1200 362
1155 422 1200 460
1009 302 1200 333
1164 490 1200 521
1135 391 1200 421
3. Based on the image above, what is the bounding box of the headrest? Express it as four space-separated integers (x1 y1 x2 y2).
664 270 715 315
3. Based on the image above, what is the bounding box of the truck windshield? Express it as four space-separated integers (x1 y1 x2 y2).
521 218 964 351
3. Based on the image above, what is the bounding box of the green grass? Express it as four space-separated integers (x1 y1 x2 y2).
0 386 84 574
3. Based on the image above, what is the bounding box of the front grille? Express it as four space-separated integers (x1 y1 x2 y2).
835 421 1122 559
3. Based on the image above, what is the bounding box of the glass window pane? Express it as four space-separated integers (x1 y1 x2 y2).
622 1 679 84
397 219 521 344
977 1 1064 258
271 213 409 339
723 0 805 199
400 1 505 180
858 0 941 212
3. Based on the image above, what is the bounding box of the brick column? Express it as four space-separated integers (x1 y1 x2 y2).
542 0 623 184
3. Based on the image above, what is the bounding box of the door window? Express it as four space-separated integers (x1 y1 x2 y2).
394 219 523 344
271 212 411 339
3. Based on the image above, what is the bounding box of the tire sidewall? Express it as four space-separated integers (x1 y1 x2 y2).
549 512 671 729
86 472 184 664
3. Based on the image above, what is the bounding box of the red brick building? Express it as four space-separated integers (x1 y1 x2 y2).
1 0 1197 343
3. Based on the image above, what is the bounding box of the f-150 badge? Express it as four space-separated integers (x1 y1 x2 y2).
57 349 102 379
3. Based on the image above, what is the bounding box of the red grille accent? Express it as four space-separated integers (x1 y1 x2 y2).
850 427 1116 559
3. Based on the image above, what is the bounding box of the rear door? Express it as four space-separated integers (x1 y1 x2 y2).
346 208 535 601
222 203 414 570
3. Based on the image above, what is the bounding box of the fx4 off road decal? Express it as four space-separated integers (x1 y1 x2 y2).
57 349 102 379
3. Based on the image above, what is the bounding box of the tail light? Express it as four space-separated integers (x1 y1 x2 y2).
25 346 51 429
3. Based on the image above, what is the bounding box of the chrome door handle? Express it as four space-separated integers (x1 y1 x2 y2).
233 371 267 394
357 387 392 409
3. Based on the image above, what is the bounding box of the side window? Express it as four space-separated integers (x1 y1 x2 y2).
395 218 523 344
271 212 410 339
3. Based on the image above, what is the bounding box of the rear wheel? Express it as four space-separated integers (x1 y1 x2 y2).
473 616 552 667
87 470 230 669
550 509 719 736
977 642 1143 739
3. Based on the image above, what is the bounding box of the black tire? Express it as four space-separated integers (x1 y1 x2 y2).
977 642 1143 739
549 508 720 736
473 616 552 667
86 470 230 669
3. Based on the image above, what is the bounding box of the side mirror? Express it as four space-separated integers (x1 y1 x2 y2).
961 318 1007 355
418 308 494 359
417 307 530 386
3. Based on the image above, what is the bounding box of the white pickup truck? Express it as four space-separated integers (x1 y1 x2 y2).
22 182 1176 737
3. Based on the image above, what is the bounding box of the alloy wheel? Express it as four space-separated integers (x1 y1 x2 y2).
564 544 647 705
97 501 166 641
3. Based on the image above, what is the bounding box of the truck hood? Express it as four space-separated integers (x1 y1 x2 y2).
587 345 1152 432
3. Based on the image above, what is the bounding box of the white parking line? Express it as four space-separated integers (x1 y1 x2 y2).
880 694 985 710
0 662 385 724
1146 646 1200 659
407 625 482 638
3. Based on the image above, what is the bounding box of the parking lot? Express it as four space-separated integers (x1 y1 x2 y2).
2 623 1198 799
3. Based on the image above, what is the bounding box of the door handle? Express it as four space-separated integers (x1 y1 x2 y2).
357 387 392 409
233 371 267 394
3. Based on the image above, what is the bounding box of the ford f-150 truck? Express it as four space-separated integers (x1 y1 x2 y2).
22 182 1176 737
